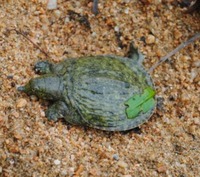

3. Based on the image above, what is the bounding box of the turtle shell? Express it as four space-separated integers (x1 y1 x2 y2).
61 55 156 131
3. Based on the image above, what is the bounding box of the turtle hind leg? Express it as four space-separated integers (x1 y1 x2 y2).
45 101 69 121
34 61 54 75
125 42 145 65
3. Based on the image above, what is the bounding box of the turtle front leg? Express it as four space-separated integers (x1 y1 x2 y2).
45 101 69 121
34 61 54 75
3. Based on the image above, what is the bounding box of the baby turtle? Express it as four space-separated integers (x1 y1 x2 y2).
18 45 156 131
18 33 200 131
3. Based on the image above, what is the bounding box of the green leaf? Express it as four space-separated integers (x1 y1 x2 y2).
124 87 156 119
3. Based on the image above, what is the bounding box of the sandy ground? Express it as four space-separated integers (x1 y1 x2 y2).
0 0 200 176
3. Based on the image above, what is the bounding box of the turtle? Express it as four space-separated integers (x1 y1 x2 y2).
18 44 156 131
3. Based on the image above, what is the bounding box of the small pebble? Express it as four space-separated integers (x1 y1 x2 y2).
124 8 129 14
16 98 27 108
124 0 131 3
40 110 45 117
53 10 61 18
146 34 156 44
14 132 22 140
9 159 15 165
47 0 57 10
193 118 200 125
30 95 38 101
114 26 120 32
7 75 13 79
54 159 61 165
194 60 200 67
113 2 117 6
54 138 63 148
61 170 67 176
68 167 75 176
174 29 182 39
157 163 167 173
113 154 119 160
64 16 70 23
190 68 198 81
92 32 97 37
117 161 128 168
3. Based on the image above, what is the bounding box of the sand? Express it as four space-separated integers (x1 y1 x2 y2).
0 0 199 176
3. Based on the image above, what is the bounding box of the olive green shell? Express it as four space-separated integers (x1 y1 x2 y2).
54 55 155 131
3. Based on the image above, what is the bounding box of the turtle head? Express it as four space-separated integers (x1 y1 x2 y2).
18 75 64 100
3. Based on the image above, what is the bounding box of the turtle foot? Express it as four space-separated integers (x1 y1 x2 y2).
34 61 53 74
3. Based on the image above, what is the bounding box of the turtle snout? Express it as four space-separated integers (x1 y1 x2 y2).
17 81 34 95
